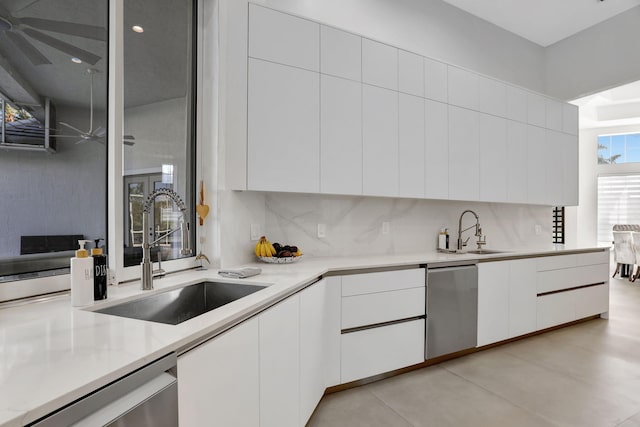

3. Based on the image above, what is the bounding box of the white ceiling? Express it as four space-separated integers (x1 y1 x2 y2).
573 80 640 129
441 0 640 47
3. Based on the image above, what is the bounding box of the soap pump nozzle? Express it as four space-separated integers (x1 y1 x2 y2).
76 240 91 258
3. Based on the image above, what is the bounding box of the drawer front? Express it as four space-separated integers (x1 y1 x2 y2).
341 319 424 383
537 291 575 330
537 264 609 294
574 284 609 319
536 254 577 272
341 287 425 329
341 269 425 296
574 250 609 267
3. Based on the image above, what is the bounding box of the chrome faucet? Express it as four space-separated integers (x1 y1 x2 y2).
141 188 192 290
457 209 482 251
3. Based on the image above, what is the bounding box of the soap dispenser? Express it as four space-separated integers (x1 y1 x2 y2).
92 239 108 301
71 240 93 307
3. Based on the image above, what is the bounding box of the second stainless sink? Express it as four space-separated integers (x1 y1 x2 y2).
95 281 266 325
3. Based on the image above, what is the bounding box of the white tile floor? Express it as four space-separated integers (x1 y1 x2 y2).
309 274 640 426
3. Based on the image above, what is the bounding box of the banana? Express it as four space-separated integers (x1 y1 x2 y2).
254 236 279 258
254 241 262 257
260 241 267 257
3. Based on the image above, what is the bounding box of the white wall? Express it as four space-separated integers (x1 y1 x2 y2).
0 106 105 257
545 6 640 101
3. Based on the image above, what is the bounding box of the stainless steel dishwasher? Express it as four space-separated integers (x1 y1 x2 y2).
31 353 177 426
426 262 478 359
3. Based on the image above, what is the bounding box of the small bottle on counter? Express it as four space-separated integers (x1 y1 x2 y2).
438 228 450 250
92 239 108 301
71 240 93 307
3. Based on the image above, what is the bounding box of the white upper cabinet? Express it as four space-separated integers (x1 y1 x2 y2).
449 105 480 201
399 50 424 97
248 59 320 193
363 84 399 196
506 121 528 204
526 125 547 205
546 130 564 205
563 103 579 135
561 133 579 206
527 92 546 128
425 99 449 200
479 114 507 202
545 99 563 132
424 57 448 103
478 76 507 118
248 4 319 71
506 86 528 123
399 94 425 198
362 39 398 90
448 66 479 111
320 75 362 195
320 26 361 81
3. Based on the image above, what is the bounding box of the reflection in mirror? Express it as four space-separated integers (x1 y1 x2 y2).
0 0 107 281
122 0 196 268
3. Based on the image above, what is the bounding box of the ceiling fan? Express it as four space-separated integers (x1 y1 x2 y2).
54 68 135 146
0 0 105 66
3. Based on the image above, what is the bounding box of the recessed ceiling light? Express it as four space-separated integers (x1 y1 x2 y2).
71 57 82 64
132 25 144 33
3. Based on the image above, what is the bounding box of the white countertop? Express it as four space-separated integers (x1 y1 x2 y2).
0 245 607 426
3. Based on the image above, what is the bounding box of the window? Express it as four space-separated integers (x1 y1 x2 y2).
597 174 640 245
598 133 640 164
0 0 108 288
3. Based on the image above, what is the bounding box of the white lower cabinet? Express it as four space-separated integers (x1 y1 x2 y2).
478 258 538 347
299 280 327 425
259 295 300 427
341 319 424 383
324 276 342 388
177 318 260 427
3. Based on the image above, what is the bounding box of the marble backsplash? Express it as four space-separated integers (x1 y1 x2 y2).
219 191 553 267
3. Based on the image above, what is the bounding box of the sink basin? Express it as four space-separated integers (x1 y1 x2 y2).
95 281 266 325
465 249 508 255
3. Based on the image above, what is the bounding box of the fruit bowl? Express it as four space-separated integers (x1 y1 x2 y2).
257 255 303 264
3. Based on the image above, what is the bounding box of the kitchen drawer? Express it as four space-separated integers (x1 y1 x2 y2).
341 319 424 383
341 287 425 329
341 269 425 296
536 254 577 272
574 250 609 267
574 284 609 319
537 291 575 330
537 264 608 294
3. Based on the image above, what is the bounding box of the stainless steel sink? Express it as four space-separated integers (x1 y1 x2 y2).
465 249 508 255
95 281 266 325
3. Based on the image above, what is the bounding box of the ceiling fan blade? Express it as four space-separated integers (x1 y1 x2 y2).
123 135 135 140
20 18 106 42
4 31 50 65
22 28 101 65
92 126 106 138
10 0 43 14
124 140 135 146
58 121 84 134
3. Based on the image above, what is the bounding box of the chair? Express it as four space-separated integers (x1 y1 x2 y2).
631 232 640 282
613 231 635 280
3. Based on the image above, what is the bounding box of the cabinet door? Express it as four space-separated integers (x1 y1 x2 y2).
508 259 537 338
546 99 563 132
537 291 575 330
300 280 327 425
248 59 320 192
425 99 448 199
363 84 399 196
259 296 300 427
362 39 398 90
320 25 361 81
477 262 509 347
526 125 547 205
424 57 448 103
479 114 507 202
178 319 259 427
563 103 579 135
324 276 342 388
478 76 507 117
527 93 546 127
399 93 425 198
507 86 527 123
448 66 478 111
545 130 564 206
561 133 579 206
506 120 528 204
320 75 362 195
449 106 479 201
399 50 424 96
248 4 319 71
